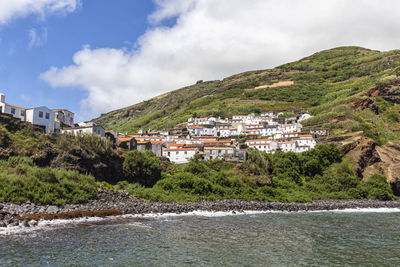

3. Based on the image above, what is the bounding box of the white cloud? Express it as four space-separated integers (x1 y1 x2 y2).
41 0 400 120
0 0 80 24
28 27 48 48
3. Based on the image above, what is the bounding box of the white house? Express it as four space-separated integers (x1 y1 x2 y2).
278 141 297 152
53 109 75 127
296 135 317 149
204 147 234 160
61 122 105 137
25 106 57 133
247 143 272 152
188 125 203 136
246 138 273 152
261 112 274 117
200 127 218 136
0 93 27 121
260 126 279 137
278 124 302 133
163 148 197 164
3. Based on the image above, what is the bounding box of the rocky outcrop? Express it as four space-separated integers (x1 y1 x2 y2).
350 98 379 114
345 136 381 178
366 78 400 104
362 141 400 194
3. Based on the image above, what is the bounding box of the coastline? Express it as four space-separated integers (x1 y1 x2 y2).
1 189 400 228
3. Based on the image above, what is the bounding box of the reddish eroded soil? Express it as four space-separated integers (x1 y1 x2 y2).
15 209 123 221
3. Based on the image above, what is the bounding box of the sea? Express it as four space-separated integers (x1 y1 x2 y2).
1 209 400 266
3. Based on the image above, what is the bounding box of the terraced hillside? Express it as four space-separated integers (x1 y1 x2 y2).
93 46 400 186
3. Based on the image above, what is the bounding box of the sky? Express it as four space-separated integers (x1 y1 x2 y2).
1 0 400 121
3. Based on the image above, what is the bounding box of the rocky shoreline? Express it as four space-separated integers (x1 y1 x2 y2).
1 189 400 228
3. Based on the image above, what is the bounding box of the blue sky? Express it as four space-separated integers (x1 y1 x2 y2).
0 0 155 120
1 0 400 121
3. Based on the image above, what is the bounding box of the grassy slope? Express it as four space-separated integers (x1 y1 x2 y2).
93 46 400 146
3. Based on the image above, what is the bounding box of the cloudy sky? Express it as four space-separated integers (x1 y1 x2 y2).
1 0 400 121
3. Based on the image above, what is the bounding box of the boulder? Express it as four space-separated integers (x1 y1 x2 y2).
46 206 59 214
10 220 19 227
28 220 38 227
22 219 30 227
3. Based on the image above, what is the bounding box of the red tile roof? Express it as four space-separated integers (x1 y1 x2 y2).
164 148 197 151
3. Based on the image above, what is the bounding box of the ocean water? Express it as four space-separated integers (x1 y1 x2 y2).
1 209 400 266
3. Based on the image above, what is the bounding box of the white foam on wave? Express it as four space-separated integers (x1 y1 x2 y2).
315 207 400 213
122 207 400 218
0 216 112 236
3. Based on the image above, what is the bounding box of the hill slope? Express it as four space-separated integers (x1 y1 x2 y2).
93 46 400 134
93 46 400 186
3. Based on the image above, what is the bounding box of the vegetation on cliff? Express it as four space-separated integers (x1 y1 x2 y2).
0 156 97 205
116 145 395 202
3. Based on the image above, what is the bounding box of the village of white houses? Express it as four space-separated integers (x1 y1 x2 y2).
0 92 329 164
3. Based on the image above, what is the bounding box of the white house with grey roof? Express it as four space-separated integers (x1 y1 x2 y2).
61 122 105 137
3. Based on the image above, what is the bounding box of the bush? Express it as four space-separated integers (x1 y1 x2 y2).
356 174 396 200
123 150 163 187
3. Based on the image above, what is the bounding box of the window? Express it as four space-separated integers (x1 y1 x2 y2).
11 108 15 114
184 151 187 155
176 151 178 155
39 111 43 118
21 110 25 116
45 113 50 119
168 152 170 156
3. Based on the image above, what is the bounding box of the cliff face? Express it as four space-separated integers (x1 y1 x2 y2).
363 142 400 194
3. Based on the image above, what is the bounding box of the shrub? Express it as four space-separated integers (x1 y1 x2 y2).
356 174 396 200
123 150 163 187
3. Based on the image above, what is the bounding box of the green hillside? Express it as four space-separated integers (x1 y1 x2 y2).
93 46 400 146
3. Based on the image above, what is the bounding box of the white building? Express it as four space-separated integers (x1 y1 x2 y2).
200 127 218 136
260 126 279 137
278 123 302 133
204 147 234 160
25 106 57 133
61 122 105 137
296 135 317 149
188 125 203 136
53 109 75 127
163 148 197 164
261 112 274 117
278 141 297 152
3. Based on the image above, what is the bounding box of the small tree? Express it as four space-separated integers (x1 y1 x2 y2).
123 150 162 187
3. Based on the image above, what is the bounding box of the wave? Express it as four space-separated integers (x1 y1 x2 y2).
2 208 400 235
